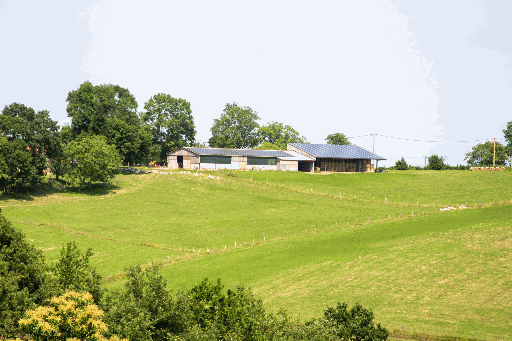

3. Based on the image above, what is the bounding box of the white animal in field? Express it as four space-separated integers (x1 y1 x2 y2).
193 173 199 176
217 177 220 180
206 175 214 179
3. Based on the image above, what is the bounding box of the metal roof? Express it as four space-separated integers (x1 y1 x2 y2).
183 147 293 157
289 143 386 160
277 150 314 161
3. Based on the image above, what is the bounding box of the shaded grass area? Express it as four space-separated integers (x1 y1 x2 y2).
1 169 511 340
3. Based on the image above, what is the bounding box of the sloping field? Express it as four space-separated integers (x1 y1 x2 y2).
1 169 511 340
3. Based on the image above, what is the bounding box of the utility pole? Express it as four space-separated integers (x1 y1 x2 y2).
493 138 496 167
425 156 427 167
372 133 376 171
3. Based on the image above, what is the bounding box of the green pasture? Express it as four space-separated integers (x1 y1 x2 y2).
1 169 511 340
231 169 512 207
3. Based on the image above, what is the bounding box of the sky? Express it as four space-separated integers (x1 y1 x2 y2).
1 0 511 167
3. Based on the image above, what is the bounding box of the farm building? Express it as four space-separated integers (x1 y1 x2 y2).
167 144 385 172
288 143 385 172
167 147 312 171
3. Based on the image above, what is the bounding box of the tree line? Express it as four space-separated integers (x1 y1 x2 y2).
1 81 351 193
0 210 388 341
388 123 512 170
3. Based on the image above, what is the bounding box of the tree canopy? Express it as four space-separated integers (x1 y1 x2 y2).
209 103 260 149
66 82 150 164
326 133 351 145
257 121 307 150
427 154 445 170
0 103 59 192
64 135 121 186
142 93 196 162
464 141 507 166
394 157 408 170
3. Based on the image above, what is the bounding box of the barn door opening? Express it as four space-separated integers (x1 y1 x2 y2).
177 156 183 168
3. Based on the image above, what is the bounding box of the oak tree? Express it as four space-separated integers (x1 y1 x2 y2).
258 121 307 150
209 103 260 149
326 133 351 145
142 94 196 162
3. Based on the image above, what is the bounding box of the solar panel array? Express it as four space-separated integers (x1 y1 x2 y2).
289 144 385 160
184 147 293 157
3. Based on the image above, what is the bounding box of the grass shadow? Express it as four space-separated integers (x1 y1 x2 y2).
0 178 121 203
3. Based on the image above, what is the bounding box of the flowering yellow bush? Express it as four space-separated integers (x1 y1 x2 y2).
18 291 127 341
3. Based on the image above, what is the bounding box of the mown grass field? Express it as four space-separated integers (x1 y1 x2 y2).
1 169 511 340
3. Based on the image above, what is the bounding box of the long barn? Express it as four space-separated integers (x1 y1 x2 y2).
167 144 385 172
288 143 385 172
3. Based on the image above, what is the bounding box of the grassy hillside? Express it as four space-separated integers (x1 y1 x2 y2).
1 169 511 340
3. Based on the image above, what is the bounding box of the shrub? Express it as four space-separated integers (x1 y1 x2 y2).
19 291 125 341
324 302 389 341
394 157 408 170
427 155 445 170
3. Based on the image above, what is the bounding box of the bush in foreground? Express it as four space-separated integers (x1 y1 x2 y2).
18 291 125 341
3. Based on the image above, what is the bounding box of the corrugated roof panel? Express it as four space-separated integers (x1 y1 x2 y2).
183 147 293 157
289 143 385 160
277 150 314 161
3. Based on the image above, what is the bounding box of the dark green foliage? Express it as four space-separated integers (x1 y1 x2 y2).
394 157 408 170
209 103 260 149
326 133 351 145
66 82 152 164
464 141 507 166
142 94 196 162
187 278 267 340
0 103 60 192
0 209 48 337
103 265 187 341
0 138 45 192
257 121 307 150
103 268 389 341
427 154 445 170
324 302 389 341
52 242 103 303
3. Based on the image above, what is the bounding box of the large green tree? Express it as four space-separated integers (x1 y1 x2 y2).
142 94 196 162
0 209 49 337
0 103 59 192
257 121 307 150
326 133 351 145
209 103 260 149
64 135 122 186
464 141 507 166
66 82 151 164
427 154 445 170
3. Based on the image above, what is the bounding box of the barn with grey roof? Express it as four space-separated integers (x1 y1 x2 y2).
288 143 385 172
167 144 385 172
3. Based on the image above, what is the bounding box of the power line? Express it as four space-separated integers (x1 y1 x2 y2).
347 133 505 144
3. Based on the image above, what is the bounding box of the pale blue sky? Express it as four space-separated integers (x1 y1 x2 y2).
1 0 511 166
